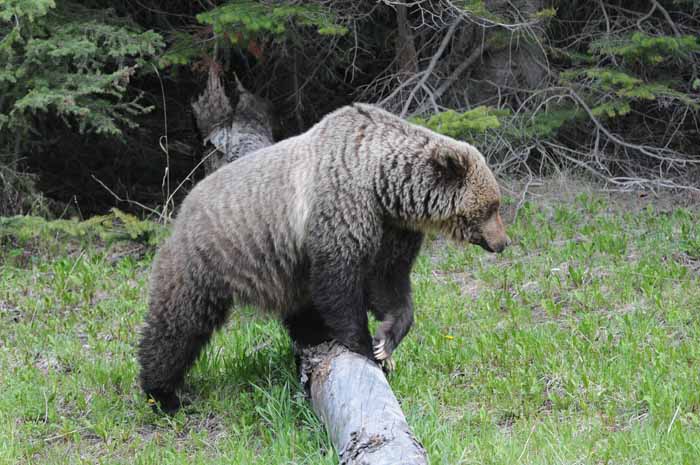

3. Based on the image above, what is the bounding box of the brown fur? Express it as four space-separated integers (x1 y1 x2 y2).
137 103 509 412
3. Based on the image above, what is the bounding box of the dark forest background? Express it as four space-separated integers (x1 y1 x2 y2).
1 0 699 218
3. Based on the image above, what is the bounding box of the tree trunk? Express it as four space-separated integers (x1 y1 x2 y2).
395 4 418 80
191 64 274 174
465 0 549 106
192 68 428 464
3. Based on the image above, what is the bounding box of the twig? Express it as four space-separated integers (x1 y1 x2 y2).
401 19 459 117
667 405 681 434
434 45 483 99
543 142 700 193
159 148 220 223
651 0 681 37
512 165 534 224
151 64 171 220
598 0 619 67
566 88 700 165
378 71 425 107
43 426 91 443
517 422 538 463
637 2 657 31
91 175 163 217
415 44 485 114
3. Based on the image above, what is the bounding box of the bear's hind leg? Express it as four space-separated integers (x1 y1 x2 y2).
138 265 231 414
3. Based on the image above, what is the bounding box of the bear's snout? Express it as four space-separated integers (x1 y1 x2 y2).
475 235 510 254
477 212 510 254
488 236 510 253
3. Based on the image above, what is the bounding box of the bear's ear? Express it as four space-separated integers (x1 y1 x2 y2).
430 147 471 179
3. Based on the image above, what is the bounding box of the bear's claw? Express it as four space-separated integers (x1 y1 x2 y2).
380 356 396 373
373 339 388 360
373 339 396 373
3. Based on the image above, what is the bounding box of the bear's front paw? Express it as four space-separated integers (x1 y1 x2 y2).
379 356 396 374
373 338 397 373
146 389 182 415
373 338 389 360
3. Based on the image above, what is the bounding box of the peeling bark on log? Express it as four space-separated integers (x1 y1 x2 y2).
192 67 427 464
301 343 428 465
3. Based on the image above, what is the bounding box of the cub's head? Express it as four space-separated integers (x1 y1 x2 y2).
423 141 510 254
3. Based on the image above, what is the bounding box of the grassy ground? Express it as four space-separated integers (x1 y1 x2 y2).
1 185 699 464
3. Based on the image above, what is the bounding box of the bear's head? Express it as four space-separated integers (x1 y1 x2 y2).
422 141 510 254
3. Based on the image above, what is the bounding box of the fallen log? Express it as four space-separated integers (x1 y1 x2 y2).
301 343 428 465
191 65 428 464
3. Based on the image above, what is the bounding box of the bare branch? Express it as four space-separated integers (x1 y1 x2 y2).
651 0 682 37
566 88 700 166
416 44 485 114
401 19 459 117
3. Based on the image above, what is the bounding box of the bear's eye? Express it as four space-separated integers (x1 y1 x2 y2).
486 201 499 216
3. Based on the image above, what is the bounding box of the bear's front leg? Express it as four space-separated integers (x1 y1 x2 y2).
369 229 422 372
369 279 415 372
309 248 376 362
306 197 385 362
371 299 414 373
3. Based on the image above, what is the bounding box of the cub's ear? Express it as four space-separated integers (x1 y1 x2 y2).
430 147 471 178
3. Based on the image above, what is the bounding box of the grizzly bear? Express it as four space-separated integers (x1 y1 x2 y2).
137 104 509 413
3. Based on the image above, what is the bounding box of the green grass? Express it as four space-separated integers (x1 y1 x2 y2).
1 191 699 464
